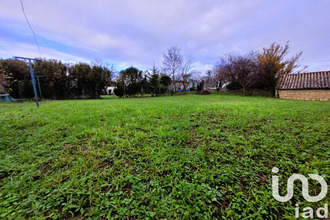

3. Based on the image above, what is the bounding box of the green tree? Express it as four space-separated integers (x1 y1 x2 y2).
0 66 9 94
115 67 143 97
0 59 32 98
140 75 149 96
33 59 68 99
113 84 125 98
149 73 159 96
91 65 112 97
159 75 171 94
70 63 109 99
69 63 91 98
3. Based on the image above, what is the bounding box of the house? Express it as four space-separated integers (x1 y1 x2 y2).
276 71 330 101
106 86 116 95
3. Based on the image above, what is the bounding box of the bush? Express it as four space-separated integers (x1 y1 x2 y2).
216 89 273 97
196 90 211 95
127 83 140 96
114 85 125 98
0 59 112 100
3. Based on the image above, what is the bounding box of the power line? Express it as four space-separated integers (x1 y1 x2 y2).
19 0 41 57
0 44 14 57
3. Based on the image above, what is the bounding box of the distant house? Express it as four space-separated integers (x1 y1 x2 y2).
276 71 330 101
106 86 116 95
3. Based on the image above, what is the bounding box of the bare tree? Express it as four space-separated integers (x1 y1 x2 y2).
180 56 197 91
212 67 223 91
203 70 215 90
162 46 183 91
216 52 258 94
189 70 202 91
214 42 306 96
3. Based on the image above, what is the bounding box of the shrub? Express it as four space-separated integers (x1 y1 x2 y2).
114 84 125 98
196 90 211 95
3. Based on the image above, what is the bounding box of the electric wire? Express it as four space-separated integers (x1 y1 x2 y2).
19 0 41 57
0 44 14 57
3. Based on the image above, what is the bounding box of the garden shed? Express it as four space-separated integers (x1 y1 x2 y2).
276 71 330 101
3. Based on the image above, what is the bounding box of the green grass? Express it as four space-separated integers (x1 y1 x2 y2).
0 94 329 219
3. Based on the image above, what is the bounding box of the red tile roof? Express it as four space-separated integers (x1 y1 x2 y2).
277 71 330 90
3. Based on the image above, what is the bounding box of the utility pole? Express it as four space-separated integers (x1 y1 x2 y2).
15 56 41 107
35 75 43 100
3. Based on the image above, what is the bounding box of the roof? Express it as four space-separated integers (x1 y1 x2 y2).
277 71 330 90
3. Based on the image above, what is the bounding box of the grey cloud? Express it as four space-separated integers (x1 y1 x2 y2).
0 0 329 72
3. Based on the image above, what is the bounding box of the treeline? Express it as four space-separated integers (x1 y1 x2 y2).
153 42 305 97
0 59 173 99
0 59 112 99
114 66 172 98
0 42 305 99
214 42 305 95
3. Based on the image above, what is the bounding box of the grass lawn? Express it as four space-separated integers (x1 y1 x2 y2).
0 94 329 219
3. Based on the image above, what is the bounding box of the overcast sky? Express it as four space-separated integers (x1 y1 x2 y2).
0 0 329 73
